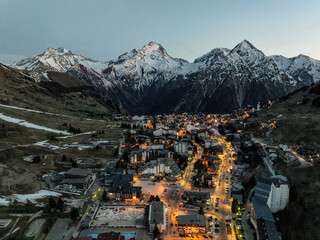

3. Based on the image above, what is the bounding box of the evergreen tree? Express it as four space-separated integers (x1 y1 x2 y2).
149 195 155 202
70 207 79 221
102 189 108 201
232 200 237 213
72 161 78 168
153 221 160 237
198 206 205 215
48 197 56 212
248 175 256 189
57 198 64 212
32 155 41 163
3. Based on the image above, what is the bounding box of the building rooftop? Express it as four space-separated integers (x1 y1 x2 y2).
138 158 181 176
264 219 281 240
65 168 91 177
183 191 211 200
252 197 274 222
60 178 85 184
149 201 165 225
97 232 125 240
177 214 206 226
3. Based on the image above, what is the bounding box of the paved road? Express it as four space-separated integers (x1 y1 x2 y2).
252 138 276 176
212 139 236 240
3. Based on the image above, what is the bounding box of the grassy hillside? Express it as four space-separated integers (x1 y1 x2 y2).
254 83 320 239
0 63 124 119
0 63 128 195
255 83 320 149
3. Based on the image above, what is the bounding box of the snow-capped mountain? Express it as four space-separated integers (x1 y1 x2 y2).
271 54 320 85
13 47 106 72
97 42 190 90
10 40 320 114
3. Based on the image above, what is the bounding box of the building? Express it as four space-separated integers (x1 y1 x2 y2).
159 150 175 159
128 149 152 164
59 168 95 191
250 198 280 240
148 201 166 233
104 174 133 186
173 142 188 154
254 175 290 213
177 214 206 234
204 139 217 149
182 191 211 203
153 128 168 136
105 168 126 175
138 158 181 178
96 232 126 240
108 184 142 202
186 124 199 132
192 172 217 187
65 168 92 179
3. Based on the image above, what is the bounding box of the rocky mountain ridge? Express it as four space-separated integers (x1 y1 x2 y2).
11 40 320 114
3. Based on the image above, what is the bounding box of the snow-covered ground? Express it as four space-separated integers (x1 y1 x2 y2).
0 103 70 118
0 190 61 206
0 112 70 135
134 179 164 195
95 207 145 221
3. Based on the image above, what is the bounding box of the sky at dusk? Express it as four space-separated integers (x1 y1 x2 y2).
0 0 320 64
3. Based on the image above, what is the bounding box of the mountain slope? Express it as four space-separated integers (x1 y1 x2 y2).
98 40 298 113
271 54 320 86
0 63 124 118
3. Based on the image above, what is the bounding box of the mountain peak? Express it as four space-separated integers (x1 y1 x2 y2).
142 41 167 55
233 40 258 53
147 41 161 47
194 48 230 63
13 47 103 71
231 40 265 64
43 47 70 56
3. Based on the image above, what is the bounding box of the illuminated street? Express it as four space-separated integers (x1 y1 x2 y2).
158 137 237 240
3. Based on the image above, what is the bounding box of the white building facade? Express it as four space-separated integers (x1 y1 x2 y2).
267 176 290 213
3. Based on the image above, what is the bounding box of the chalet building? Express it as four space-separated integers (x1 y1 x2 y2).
204 139 217 149
128 149 152 164
135 135 151 143
174 142 193 155
153 128 168 136
197 130 208 140
159 150 175 159
167 129 178 135
167 136 179 145
108 185 142 201
151 144 165 155
154 136 166 145
182 191 211 204
186 124 199 132
207 162 220 175
193 172 217 187
177 214 206 234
